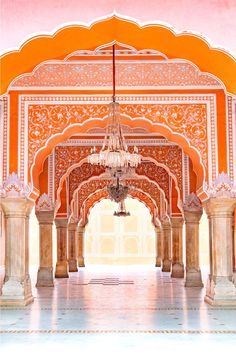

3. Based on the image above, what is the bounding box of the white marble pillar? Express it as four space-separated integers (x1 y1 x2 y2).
68 219 78 272
35 194 54 287
170 217 184 278
155 225 162 267
78 225 85 267
161 217 172 272
55 218 69 278
0 173 34 306
183 193 203 287
204 197 236 305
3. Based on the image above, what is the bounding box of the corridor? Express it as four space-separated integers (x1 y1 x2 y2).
1 266 236 353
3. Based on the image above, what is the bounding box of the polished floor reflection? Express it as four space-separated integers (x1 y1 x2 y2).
1 266 236 353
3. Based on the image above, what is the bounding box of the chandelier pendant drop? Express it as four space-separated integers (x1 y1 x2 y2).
114 200 130 217
88 44 141 171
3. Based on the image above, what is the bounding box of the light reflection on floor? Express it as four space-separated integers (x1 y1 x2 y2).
1 265 236 353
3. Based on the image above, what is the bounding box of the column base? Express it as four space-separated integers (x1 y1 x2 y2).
78 257 85 267
171 263 184 278
0 277 34 307
68 259 78 272
204 275 236 306
55 261 69 278
155 257 162 267
185 268 203 287
36 267 54 287
162 259 171 272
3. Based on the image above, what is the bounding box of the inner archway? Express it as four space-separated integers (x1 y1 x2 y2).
84 198 156 265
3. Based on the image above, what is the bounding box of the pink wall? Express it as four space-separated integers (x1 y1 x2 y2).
1 0 236 55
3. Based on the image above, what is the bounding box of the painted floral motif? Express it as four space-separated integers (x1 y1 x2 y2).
28 102 207 172
54 145 182 199
75 177 161 219
82 189 157 225
69 163 105 202
136 162 170 200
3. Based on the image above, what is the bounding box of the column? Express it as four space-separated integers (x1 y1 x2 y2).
55 218 69 278
35 195 54 286
155 225 162 267
0 173 34 306
78 225 85 267
183 193 203 287
161 217 172 272
204 196 236 306
170 217 184 278
68 219 78 272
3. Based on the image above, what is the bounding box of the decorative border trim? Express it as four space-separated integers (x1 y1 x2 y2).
227 95 236 183
182 155 190 202
48 152 54 202
0 95 9 183
58 138 177 147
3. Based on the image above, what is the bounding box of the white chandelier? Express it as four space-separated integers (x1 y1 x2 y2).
88 44 141 171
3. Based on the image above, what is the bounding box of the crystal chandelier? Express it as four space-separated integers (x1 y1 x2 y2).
114 200 130 217
88 44 141 171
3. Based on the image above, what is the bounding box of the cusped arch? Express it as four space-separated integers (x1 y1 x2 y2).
1 15 236 95
82 188 160 227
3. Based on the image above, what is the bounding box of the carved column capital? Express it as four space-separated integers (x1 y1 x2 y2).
205 172 236 199
0 172 32 198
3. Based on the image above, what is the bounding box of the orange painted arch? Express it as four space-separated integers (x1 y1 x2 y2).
82 189 159 227
32 116 204 198
1 15 236 95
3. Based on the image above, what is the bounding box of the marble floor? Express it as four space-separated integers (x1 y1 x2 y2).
0 265 236 353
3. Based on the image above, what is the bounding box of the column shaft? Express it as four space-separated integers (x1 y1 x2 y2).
78 225 85 267
171 217 184 278
184 210 203 287
55 218 69 278
0 197 34 306
68 222 78 272
204 197 236 306
155 226 162 267
36 210 54 287
161 219 171 272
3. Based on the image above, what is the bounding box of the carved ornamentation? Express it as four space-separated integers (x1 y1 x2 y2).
36 193 54 211
26 98 208 173
0 172 31 198
183 193 202 212
205 172 236 198
12 61 220 88
82 189 157 224
69 163 105 201
55 144 182 199
136 162 170 200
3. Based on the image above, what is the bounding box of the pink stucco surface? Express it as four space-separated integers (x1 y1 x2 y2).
1 0 236 55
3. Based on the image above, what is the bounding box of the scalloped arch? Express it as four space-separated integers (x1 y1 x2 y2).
1 15 236 95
